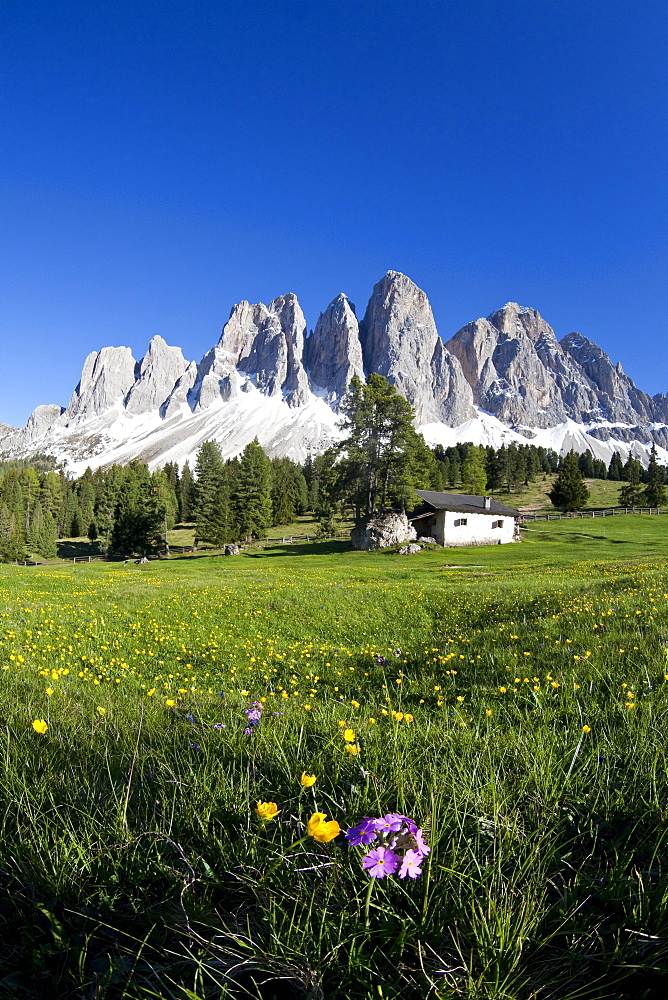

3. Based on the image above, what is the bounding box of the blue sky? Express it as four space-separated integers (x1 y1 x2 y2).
1 0 666 427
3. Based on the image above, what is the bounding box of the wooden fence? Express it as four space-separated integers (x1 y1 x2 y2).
520 507 664 522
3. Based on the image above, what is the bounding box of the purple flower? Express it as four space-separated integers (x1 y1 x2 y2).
213 723 227 729
375 813 406 835
246 709 262 722
398 849 423 879
189 743 201 750
345 819 378 846
412 828 431 857
362 847 400 878
243 727 252 736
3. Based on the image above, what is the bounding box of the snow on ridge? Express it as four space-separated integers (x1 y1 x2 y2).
8 384 667 476
419 411 668 467
18 385 343 475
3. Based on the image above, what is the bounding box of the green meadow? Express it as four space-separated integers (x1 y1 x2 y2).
2 516 668 999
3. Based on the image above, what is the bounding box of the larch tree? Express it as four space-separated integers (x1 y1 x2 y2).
337 374 431 520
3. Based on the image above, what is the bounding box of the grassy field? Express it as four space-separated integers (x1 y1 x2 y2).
2 516 668 998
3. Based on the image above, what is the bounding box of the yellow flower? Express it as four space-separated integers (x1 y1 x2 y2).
342 728 356 742
456 696 464 703
338 720 347 727
255 801 280 820
307 812 340 842
300 772 316 787
368 717 376 724
485 709 493 716
165 699 176 707
345 744 361 754
45 687 54 696
499 686 507 693
582 725 591 733
32 719 48 734
96 706 106 715
391 711 404 721
404 713 414 723
146 688 156 696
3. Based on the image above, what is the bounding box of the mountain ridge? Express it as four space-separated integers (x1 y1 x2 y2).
3 272 667 473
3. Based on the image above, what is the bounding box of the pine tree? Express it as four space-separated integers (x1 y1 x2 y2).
608 451 624 481
193 442 234 546
233 440 273 538
644 446 667 508
36 511 58 559
271 458 308 526
460 446 487 494
618 454 644 507
178 462 196 523
578 450 594 478
548 451 590 511
0 503 24 563
109 462 164 555
337 374 429 519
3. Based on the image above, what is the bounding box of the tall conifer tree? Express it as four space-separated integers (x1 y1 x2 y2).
548 451 590 511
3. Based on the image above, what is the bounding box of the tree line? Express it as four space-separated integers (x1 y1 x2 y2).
548 446 667 512
0 375 665 560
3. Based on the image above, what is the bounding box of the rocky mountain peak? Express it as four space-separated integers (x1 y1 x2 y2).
212 294 309 407
487 302 559 344
359 271 474 424
125 336 191 415
561 332 656 423
4 270 666 473
65 346 137 420
304 293 364 404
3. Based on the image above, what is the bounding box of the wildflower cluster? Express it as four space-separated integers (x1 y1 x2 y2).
345 813 430 879
244 700 263 736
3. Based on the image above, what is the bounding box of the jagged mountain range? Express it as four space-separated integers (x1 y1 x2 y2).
2 271 667 473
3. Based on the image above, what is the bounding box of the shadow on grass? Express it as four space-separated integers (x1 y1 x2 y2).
56 539 103 559
246 540 352 558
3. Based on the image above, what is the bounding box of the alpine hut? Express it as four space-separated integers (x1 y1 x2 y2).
409 490 521 547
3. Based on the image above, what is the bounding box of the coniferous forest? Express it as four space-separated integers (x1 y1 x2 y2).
0 435 663 563
0 373 664 563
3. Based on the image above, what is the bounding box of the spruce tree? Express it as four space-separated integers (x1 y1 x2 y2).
0 504 23 563
36 511 58 559
608 451 624 481
110 462 164 555
193 442 233 546
548 451 590 511
460 446 487 494
618 454 644 507
271 458 308 526
578 450 594 477
644 446 667 507
178 462 196 523
233 440 273 538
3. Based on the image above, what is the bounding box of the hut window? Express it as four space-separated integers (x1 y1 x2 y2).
493 519 505 529
455 517 467 527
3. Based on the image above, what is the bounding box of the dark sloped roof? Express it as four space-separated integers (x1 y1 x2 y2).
412 490 521 517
